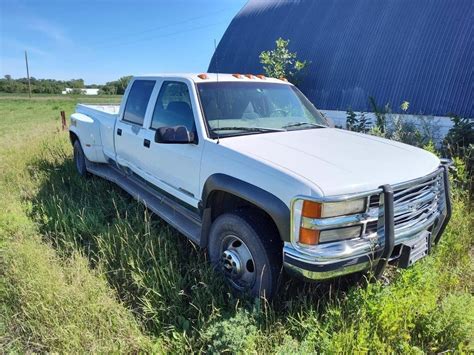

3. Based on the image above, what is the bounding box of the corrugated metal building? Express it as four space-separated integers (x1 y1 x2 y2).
209 0 473 118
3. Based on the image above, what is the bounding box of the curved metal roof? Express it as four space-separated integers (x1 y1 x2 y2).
209 0 473 117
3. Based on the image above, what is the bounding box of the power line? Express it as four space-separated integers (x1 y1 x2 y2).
94 20 228 51
89 6 233 48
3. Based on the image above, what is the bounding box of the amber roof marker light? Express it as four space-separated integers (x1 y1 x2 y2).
232 73 243 79
256 74 266 79
197 74 208 80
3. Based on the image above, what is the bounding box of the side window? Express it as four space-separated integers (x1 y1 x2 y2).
151 81 195 131
123 80 155 125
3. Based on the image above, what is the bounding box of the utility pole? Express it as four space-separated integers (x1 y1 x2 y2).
24 50 31 98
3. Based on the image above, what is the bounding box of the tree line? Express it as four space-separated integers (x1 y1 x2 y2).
0 75 132 95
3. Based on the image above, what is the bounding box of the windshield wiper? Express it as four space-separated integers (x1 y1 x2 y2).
210 126 286 133
282 122 326 129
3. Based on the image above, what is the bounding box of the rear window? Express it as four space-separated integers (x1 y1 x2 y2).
123 80 155 125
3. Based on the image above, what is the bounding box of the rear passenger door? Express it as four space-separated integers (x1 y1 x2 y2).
115 79 155 172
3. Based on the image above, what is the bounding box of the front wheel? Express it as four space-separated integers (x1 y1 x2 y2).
208 212 282 298
73 140 89 177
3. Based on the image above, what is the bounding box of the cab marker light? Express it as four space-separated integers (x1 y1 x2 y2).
197 74 208 80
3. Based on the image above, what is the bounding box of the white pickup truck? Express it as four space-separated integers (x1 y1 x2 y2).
70 73 451 297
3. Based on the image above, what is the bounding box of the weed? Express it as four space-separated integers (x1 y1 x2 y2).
1 95 472 352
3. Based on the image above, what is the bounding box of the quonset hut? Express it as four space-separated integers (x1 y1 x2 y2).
209 0 473 131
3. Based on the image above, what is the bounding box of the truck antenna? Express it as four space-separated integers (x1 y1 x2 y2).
214 38 220 144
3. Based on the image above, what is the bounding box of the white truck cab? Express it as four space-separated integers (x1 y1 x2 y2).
69 73 451 297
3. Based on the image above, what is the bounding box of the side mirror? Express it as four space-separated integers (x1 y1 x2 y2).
154 125 196 144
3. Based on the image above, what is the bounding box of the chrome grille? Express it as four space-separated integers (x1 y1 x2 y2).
366 169 446 242
392 171 444 239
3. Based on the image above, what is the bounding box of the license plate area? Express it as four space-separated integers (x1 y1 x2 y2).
398 231 431 268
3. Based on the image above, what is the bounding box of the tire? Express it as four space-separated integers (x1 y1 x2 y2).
208 211 282 298
73 140 89 177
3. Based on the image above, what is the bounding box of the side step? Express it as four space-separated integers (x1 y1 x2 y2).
86 161 202 245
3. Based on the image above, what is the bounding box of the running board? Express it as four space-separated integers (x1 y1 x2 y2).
86 161 202 244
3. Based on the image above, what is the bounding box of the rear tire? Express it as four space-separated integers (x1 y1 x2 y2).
73 140 89 177
208 211 282 298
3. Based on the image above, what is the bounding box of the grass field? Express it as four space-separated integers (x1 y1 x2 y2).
1 95 473 353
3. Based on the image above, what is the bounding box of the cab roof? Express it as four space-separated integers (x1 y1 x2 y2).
133 73 291 84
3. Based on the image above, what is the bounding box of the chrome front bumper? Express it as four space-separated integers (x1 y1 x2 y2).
283 165 452 281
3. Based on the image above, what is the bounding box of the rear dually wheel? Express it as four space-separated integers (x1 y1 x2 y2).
73 140 89 177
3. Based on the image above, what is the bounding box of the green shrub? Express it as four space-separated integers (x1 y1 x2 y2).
346 109 370 133
202 310 258 354
259 38 309 84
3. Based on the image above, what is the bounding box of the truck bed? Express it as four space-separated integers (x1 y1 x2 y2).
76 104 120 119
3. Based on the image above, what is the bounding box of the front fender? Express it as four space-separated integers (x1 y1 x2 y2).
202 173 290 242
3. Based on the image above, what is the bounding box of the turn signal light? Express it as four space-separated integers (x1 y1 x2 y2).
302 200 322 218
299 228 320 245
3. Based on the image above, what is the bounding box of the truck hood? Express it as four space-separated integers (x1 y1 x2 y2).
219 128 440 196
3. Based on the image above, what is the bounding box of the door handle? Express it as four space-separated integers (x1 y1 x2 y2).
143 139 150 148
117 128 122 136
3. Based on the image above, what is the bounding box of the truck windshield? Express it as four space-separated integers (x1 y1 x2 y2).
197 82 328 138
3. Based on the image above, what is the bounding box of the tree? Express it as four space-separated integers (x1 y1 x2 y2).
259 38 309 84
357 112 370 133
116 76 132 94
369 96 389 134
4 74 11 80
69 88 84 95
443 116 474 158
346 109 370 133
99 76 132 95
346 108 357 131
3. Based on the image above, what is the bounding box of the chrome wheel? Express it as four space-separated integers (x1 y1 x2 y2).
220 235 256 290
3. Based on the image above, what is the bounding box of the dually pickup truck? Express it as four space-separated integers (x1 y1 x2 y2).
70 73 451 297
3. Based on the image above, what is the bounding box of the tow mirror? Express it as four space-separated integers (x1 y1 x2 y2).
154 125 196 144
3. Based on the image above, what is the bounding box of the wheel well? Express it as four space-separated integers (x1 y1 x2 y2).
204 190 281 245
69 131 79 146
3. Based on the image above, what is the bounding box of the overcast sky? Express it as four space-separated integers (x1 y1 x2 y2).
0 0 246 84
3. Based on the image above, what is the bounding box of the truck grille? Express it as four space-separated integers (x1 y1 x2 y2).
368 169 445 241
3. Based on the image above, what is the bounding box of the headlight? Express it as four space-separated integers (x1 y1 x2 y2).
302 199 366 218
292 198 366 245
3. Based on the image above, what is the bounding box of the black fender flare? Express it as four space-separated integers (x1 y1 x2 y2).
200 173 290 246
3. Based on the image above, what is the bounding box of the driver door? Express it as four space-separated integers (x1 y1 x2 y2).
140 80 203 208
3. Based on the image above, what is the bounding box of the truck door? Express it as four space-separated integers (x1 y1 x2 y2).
114 79 156 173
139 80 203 209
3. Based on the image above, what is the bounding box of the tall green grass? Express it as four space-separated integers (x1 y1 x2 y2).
1 96 473 353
